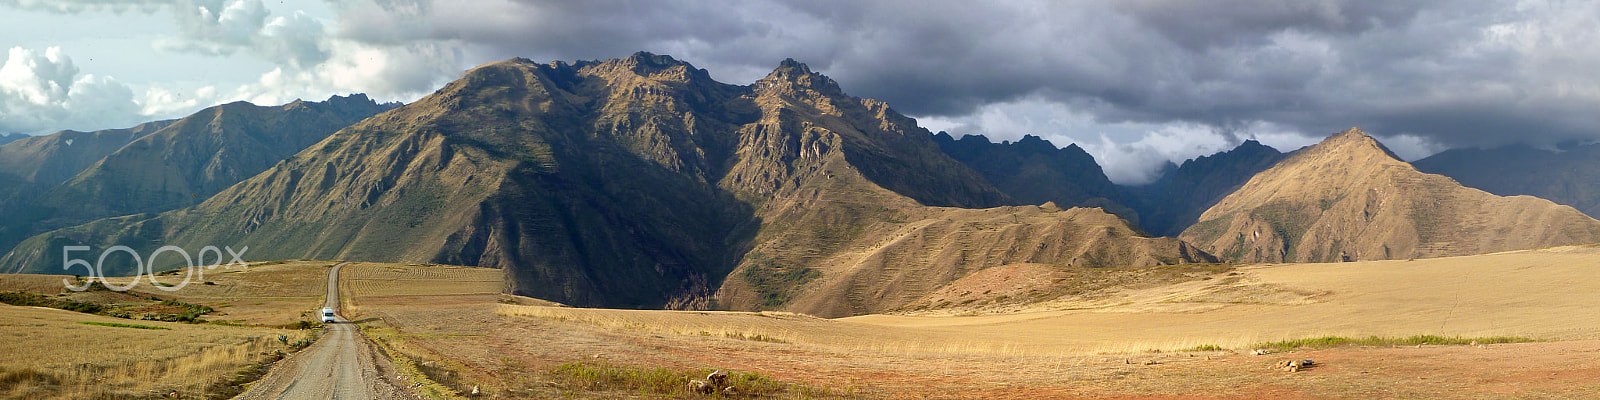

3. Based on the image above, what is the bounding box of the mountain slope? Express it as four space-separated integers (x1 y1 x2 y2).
932 132 1139 224
42 94 396 222
1414 143 1600 219
727 200 1212 317
0 120 177 253
0 133 27 146
4 53 1212 315
1130 140 1286 236
0 95 392 264
710 65 1211 315
0 120 175 185
1180 128 1600 262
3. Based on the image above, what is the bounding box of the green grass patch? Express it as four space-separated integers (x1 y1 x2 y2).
0 291 103 314
1183 344 1227 352
1255 335 1536 351
78 321 169 330
546 362 820 397
1 291 216 323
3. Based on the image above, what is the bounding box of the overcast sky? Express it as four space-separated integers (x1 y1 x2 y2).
3 0 1598 184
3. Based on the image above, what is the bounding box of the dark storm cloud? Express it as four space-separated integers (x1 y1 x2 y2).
335 0 1600 149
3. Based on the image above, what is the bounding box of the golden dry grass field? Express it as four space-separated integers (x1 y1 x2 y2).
338 245 1600 399
0 261 330 399
0 305 312 399
844 244 1600 353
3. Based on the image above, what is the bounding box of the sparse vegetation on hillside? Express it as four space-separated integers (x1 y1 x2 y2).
741 258 821 309
1181 214 1233 247
1250 200 1313 259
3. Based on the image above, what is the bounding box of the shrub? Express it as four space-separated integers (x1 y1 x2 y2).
78 321 169 330
1255 335 1535 351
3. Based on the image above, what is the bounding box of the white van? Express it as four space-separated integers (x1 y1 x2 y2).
321 307 337 323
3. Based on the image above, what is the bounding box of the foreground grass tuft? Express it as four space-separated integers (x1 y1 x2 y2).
78 321 170 330
1256 335 1535 351
362 325 469 399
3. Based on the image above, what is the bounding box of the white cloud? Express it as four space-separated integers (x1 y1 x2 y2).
146 0 452 108
1070 125 1235 185
233 40 459 106
161 0 268 53
915 97 1258 185
1374 133 1447 161
156 0 331 69
0 46 146 134
258 10 328 69
141 85 218 116
0 0 170 13
1235 120 1321 154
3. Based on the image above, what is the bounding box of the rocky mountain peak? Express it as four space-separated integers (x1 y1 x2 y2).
1013 134 1054 152
1316 127 1402 161
325 93 373 107
1335 126 1368 137
612 51 698 77
755 58 842 96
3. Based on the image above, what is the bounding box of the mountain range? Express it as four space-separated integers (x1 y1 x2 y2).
1129 139 1286 237
2 52 1598 316
0 53 1210 316
0 133 31 146
1414 142 1600 219
0 94 395 263
932 133 1140 224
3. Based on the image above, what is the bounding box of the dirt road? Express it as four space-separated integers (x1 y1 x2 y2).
234 263 409 399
